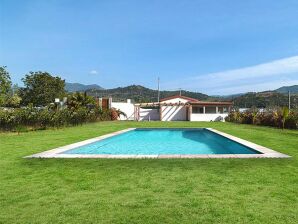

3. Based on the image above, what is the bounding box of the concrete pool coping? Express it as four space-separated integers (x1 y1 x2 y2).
25 128 290 159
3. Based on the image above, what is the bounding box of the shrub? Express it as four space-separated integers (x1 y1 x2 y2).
0 105 116 132
226 109 298 129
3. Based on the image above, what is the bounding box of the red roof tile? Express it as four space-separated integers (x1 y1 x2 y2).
160 95 200 102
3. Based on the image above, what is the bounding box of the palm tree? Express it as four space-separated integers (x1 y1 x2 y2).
281 107 289 129
110 108 127 120
67 92 95 110
252 111 257 125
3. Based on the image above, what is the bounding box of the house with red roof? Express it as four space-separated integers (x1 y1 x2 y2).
134 95 233 121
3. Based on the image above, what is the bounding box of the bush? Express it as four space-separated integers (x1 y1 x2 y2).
0 106 115 132
226 109 298 129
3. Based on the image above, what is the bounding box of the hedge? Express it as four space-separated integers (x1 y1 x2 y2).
225 109 298 129
0 106 114 132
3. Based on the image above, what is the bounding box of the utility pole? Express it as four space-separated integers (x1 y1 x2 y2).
157 77 160 103
288 90 291 111
179 88 182 96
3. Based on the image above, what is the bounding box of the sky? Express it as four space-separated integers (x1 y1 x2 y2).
1 0 298 95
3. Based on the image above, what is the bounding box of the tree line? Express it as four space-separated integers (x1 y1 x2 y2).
0 66 124 132
0 66 66 107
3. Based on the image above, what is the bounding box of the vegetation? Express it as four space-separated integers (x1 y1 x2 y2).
231 91 298 108
0 121 297 224
83 84 298 108
67 92 96 110
1 66 298 132
65 82 104 92
87 85 210 102
0 66 21 107
282 107 290 129
275 85 298 94
0 102 116 132
2 66 298 109
0 66 12 96
19 71 66 106
226 108 298 129
0 68 128 131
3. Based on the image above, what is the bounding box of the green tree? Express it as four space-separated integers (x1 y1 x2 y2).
281 107 289 129
0 66 12 94
20 71 65 106
0 66 12 106
5 95 22 107
67 92 95 109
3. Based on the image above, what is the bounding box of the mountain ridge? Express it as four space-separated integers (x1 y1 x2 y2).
86 84 210 102
65 82 104 92
275 85 298 94
65 82 298 108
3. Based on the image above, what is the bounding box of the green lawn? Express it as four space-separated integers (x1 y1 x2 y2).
0 121 297 224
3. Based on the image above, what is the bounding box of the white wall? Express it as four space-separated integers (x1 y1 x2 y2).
160 97 188 121
139 108 160 121
111 99 135 120
190 113 228 121
161 106 187 121
111 96 230 122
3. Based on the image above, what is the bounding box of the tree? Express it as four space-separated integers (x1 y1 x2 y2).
0 66 12 94
110 108 127 120
0 66 12 106
20 71 65 106
67 92 95 110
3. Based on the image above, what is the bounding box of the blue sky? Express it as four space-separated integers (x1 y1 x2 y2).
1 0 298 94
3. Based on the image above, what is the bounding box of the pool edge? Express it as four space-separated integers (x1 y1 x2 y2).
25 127 291 159
205 128 290 158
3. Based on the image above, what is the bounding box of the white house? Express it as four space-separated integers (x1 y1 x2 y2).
104 95 232 121
134 95 233 121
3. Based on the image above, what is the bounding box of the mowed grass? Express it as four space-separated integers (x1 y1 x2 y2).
0 121 297 224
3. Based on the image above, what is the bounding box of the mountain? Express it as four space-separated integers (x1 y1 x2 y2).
275 85 298 94
86 85 209 103
230 91 298 108
65 82 104 92
66 82 298 108
212 93 245 99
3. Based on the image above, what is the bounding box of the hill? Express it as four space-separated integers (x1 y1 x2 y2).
275 85 298 94
87 85 209 102
67 82 298 108
230 91 298 108
65 82 104 92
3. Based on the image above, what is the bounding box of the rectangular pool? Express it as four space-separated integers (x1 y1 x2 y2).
64 128 259 155
26 128 290 159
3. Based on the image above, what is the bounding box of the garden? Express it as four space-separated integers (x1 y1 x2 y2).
1 67 298 223
0 121 297 223
0 67 124 132
226 108 298 129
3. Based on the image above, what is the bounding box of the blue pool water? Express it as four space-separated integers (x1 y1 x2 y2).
63 128 260 155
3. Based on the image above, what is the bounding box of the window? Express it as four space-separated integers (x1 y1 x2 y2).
216 106 229 113
192 106 204 114
205 107 216 114
218 107 223 113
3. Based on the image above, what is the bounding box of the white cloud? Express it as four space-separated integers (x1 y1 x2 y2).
89 70 98 75
163 56 298 95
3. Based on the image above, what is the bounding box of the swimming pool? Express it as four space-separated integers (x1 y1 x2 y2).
26 128 290 158
64 128 259 155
